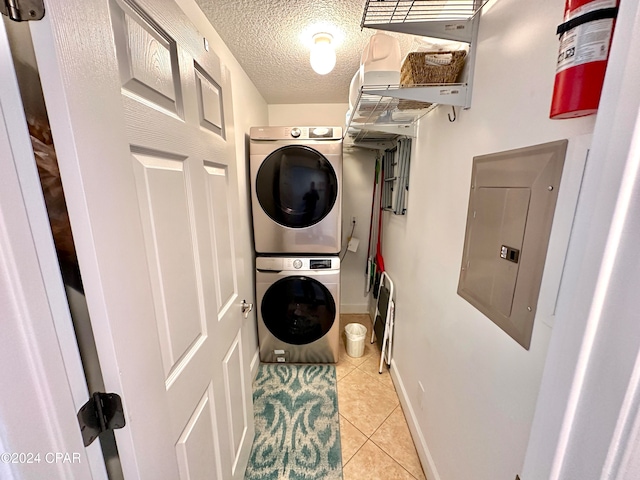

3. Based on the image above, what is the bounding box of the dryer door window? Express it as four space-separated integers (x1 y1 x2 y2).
261 276 336 345
256 145 338 228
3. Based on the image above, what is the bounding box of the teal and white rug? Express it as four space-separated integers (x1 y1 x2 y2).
245 364 342 480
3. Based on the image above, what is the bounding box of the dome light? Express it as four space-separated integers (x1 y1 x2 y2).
310 33 336 75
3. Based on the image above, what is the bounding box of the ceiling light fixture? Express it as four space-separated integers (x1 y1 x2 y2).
310 33 336 75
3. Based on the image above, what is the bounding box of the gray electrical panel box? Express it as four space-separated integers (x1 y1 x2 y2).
457 140 567 349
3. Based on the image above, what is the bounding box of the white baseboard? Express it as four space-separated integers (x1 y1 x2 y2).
390 359 441 480
340 303 370 314
250 348 260 381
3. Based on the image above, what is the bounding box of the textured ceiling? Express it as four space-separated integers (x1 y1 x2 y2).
195 0 414 104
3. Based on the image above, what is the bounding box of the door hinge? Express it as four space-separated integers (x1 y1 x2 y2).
1 0 45 22
77 392 126 447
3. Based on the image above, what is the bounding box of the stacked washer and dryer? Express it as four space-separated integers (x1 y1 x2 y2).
249 126 342 363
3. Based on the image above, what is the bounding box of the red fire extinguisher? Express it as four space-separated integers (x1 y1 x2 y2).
550 0 619 119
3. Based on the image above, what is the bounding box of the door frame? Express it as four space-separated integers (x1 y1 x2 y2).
522 0 640 477
5 0 640 479
0 18 106 479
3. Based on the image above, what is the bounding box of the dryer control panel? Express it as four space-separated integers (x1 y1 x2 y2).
250 126 342 141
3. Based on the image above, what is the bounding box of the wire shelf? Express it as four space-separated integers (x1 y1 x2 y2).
361 0 489 27
350 1 487 144
346 84 440 143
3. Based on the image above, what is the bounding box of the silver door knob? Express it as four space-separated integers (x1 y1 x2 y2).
241 300 254 319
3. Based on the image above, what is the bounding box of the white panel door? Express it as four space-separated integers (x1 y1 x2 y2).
28 0 253 478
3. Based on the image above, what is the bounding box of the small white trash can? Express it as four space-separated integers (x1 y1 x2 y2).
345 323 367 358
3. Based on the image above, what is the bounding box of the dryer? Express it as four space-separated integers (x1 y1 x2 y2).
250 126 342 254
256 256 340 363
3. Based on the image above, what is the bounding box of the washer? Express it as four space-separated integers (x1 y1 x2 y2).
256 255 340 363
250 126 342 255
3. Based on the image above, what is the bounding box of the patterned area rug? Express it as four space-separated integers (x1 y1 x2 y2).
245 364 343 480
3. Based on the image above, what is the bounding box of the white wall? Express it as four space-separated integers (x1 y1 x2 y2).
339 145 376 313
268 103 348 127
383 0 597 479
268 104 376 313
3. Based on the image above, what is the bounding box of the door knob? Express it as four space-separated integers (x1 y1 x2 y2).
241 300 254 319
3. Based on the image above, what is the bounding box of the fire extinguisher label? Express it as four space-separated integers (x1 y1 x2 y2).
567 0 615 18
556 0 616 74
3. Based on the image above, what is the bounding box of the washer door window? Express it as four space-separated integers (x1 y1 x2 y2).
262 276 336 345
256 145 338 228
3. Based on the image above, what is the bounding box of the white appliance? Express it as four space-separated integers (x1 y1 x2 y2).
250 126 342 255
256 256 340 363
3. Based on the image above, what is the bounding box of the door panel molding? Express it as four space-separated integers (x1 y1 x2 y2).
132 151 205 375
176 383 222 480
223 332 249 475
111 0 184 116
204 161 238 320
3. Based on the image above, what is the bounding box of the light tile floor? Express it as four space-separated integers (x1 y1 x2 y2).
338 314 426 480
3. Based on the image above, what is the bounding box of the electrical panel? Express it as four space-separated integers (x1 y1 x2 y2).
458 140 568 349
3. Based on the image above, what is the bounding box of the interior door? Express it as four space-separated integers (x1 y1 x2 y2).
29 0 253 478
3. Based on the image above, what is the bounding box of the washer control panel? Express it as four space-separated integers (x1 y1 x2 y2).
309 259 332 269
256 256 340 271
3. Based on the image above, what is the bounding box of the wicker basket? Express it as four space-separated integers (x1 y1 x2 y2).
398 50 467 110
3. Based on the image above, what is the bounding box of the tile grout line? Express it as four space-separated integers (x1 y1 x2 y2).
368 403 400 438
367 436 422 480
340 415 367 470
367 404 423 479
341 412 369 439
342 405 415 474
355 361 394 388
346 434 421 480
